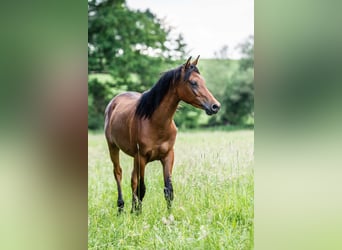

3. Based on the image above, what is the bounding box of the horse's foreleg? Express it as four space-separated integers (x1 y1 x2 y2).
161 149 174 210
131 155 146 213
109 145 124 213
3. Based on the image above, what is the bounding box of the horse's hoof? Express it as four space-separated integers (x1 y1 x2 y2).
167 201 172 211
131 201 142 214
117 199 124 207
117 207 125 215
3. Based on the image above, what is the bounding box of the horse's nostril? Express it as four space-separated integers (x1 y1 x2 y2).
211 104 220 113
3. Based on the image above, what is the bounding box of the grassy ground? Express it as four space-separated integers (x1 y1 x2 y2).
88 130 254 249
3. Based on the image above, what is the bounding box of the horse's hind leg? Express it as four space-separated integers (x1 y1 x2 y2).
131 155 146 213
109 144 124 212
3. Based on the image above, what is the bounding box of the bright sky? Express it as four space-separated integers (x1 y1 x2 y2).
126 0 254 59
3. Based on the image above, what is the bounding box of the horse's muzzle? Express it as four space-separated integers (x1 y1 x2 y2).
204 103 221 115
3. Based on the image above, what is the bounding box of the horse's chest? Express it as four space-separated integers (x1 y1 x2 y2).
142 140 173 162
140 125 177 162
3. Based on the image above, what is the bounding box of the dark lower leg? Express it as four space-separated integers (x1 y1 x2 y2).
137 178 146 201
131 180 145 213
164 177 174 210
131 170 142 213
161 150 174 210
110 146 125 213
131 155 146 213
114 167 125 212
116 185 124 212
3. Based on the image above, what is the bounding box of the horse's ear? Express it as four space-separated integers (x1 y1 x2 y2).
184 56 192 69
193 55 200 65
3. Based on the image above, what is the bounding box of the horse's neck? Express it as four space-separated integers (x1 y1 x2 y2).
151 90 180 127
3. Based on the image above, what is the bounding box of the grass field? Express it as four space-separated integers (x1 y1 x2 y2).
88 130 254 249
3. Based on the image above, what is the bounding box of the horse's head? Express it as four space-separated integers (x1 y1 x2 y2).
177 56 221 115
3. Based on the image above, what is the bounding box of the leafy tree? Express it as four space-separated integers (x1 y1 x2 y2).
174 104 202 129
88 0 188 129
223 36 254 125
220 67 254 124
88 78 113 130
210 36 254 125
238 36 254 71
89 0 169 88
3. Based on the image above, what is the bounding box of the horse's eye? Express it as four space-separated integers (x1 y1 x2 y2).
189 80 197 86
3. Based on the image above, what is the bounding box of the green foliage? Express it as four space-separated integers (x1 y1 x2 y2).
88 0 186 86
88 78 110 130
88 130 254 249
87 0 254 129
199 59 239 104
174 103 202 129
88 74 126 130
220 67 254 125
88 0 189 130
209 36 254 125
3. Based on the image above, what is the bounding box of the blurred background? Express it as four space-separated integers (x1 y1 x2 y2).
1 0 342 249
88 0 254 130
88 1 254 249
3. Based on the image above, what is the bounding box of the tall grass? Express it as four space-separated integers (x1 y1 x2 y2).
88 130 254 249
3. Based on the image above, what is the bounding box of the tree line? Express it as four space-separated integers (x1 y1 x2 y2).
88 0 254 130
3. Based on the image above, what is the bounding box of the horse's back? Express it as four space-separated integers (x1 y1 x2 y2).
105 92 140 119
105 92 141 153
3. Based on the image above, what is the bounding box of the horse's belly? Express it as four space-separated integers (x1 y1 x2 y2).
111 124 138 157
106 93 140 157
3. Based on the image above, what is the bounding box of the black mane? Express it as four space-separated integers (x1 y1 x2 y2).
135 65 200 119
135 67 181 119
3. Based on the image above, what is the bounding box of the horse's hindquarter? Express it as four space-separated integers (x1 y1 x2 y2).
105 92 141 156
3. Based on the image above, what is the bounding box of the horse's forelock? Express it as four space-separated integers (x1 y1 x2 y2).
183 65 200 81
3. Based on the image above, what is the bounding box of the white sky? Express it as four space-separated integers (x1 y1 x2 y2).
126 0 254 59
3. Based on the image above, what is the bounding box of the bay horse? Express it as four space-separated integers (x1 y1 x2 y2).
104 56 220 213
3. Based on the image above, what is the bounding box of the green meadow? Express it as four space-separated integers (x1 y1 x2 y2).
88 130 254 249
